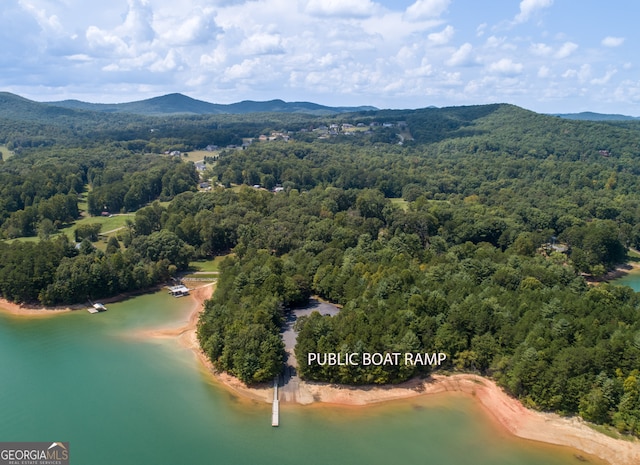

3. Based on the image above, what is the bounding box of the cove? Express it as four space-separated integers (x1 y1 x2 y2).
0 291 605 465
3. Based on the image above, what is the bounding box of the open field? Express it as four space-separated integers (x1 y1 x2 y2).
389 197 409 211
2 214 131 245
0 145 14 160
188 255 229 272
184 150 216 161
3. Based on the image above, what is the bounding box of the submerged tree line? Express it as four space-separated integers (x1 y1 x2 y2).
1 102 640 436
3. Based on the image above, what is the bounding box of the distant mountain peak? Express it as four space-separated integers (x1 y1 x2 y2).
553 111 639 121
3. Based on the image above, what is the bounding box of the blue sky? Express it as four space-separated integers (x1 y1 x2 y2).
2 0 639 114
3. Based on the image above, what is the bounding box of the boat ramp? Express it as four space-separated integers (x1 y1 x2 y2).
272 378 279 427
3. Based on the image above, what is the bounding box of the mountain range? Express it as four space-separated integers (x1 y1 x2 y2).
44 93 377 116
1 91 639 122
552 112 640 121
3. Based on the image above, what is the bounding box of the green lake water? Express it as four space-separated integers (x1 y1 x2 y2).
0 291 606 465
613 268 640 291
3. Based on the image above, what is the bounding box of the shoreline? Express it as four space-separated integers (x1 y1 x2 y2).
0 284 167 317
170 289 640 465
603 261 640 281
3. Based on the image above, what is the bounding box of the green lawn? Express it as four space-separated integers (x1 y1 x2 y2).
628 248 640 263
180 272 219 281
184 150 215 161
188 255 230 272
3 236 41 244
0 145 15 160
65 214 131 237
4 214 132 244
389 197 409 211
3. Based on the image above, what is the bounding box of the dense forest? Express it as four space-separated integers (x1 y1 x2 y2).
2 97 640 436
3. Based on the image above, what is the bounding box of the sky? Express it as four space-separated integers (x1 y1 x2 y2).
2 0 639 114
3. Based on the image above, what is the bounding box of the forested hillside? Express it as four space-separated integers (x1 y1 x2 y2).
1 97 640 436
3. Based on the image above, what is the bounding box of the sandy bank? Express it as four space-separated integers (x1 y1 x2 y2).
604 261 640 281
0 297 75 317
0 284 170 318
208 371 640 465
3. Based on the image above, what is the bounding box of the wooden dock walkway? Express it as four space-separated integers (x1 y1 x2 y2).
272 378 279 427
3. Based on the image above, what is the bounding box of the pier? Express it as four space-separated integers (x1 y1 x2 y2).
271 378 279 427
87 302 107 314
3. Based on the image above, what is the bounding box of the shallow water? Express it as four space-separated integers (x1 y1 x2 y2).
0 291 606 465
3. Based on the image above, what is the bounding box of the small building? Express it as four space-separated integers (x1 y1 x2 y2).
168 285 190 297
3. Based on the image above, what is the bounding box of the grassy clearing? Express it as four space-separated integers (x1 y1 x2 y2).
3 236 41 244
184 150 215 161
181 273 219 281
627 248 640 263
69 214 131 235
189 255 230 272
586 423 634 441
0 145 15 160
389 197 409 212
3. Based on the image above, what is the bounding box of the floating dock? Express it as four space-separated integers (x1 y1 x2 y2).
272 379 279 427
87 303 107 314
168 285 190 297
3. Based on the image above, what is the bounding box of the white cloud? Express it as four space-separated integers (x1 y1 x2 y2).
485 36 516 51
563 64 591 83
447 43 474 66
305 0 377 18
537 65 551 78
404 0 450 22
602 36 625 48
19 0 64 35
149 49 181 73
66 54 92 62
514 0 553 24
488 58 523 76
591 69 617 85
530 43 553 57
238 33 285 56
157 9 220 46
555 42 578 59
120 0 155 43
428 25 454 45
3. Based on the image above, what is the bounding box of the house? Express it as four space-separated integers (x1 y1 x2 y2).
194 162 206 171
